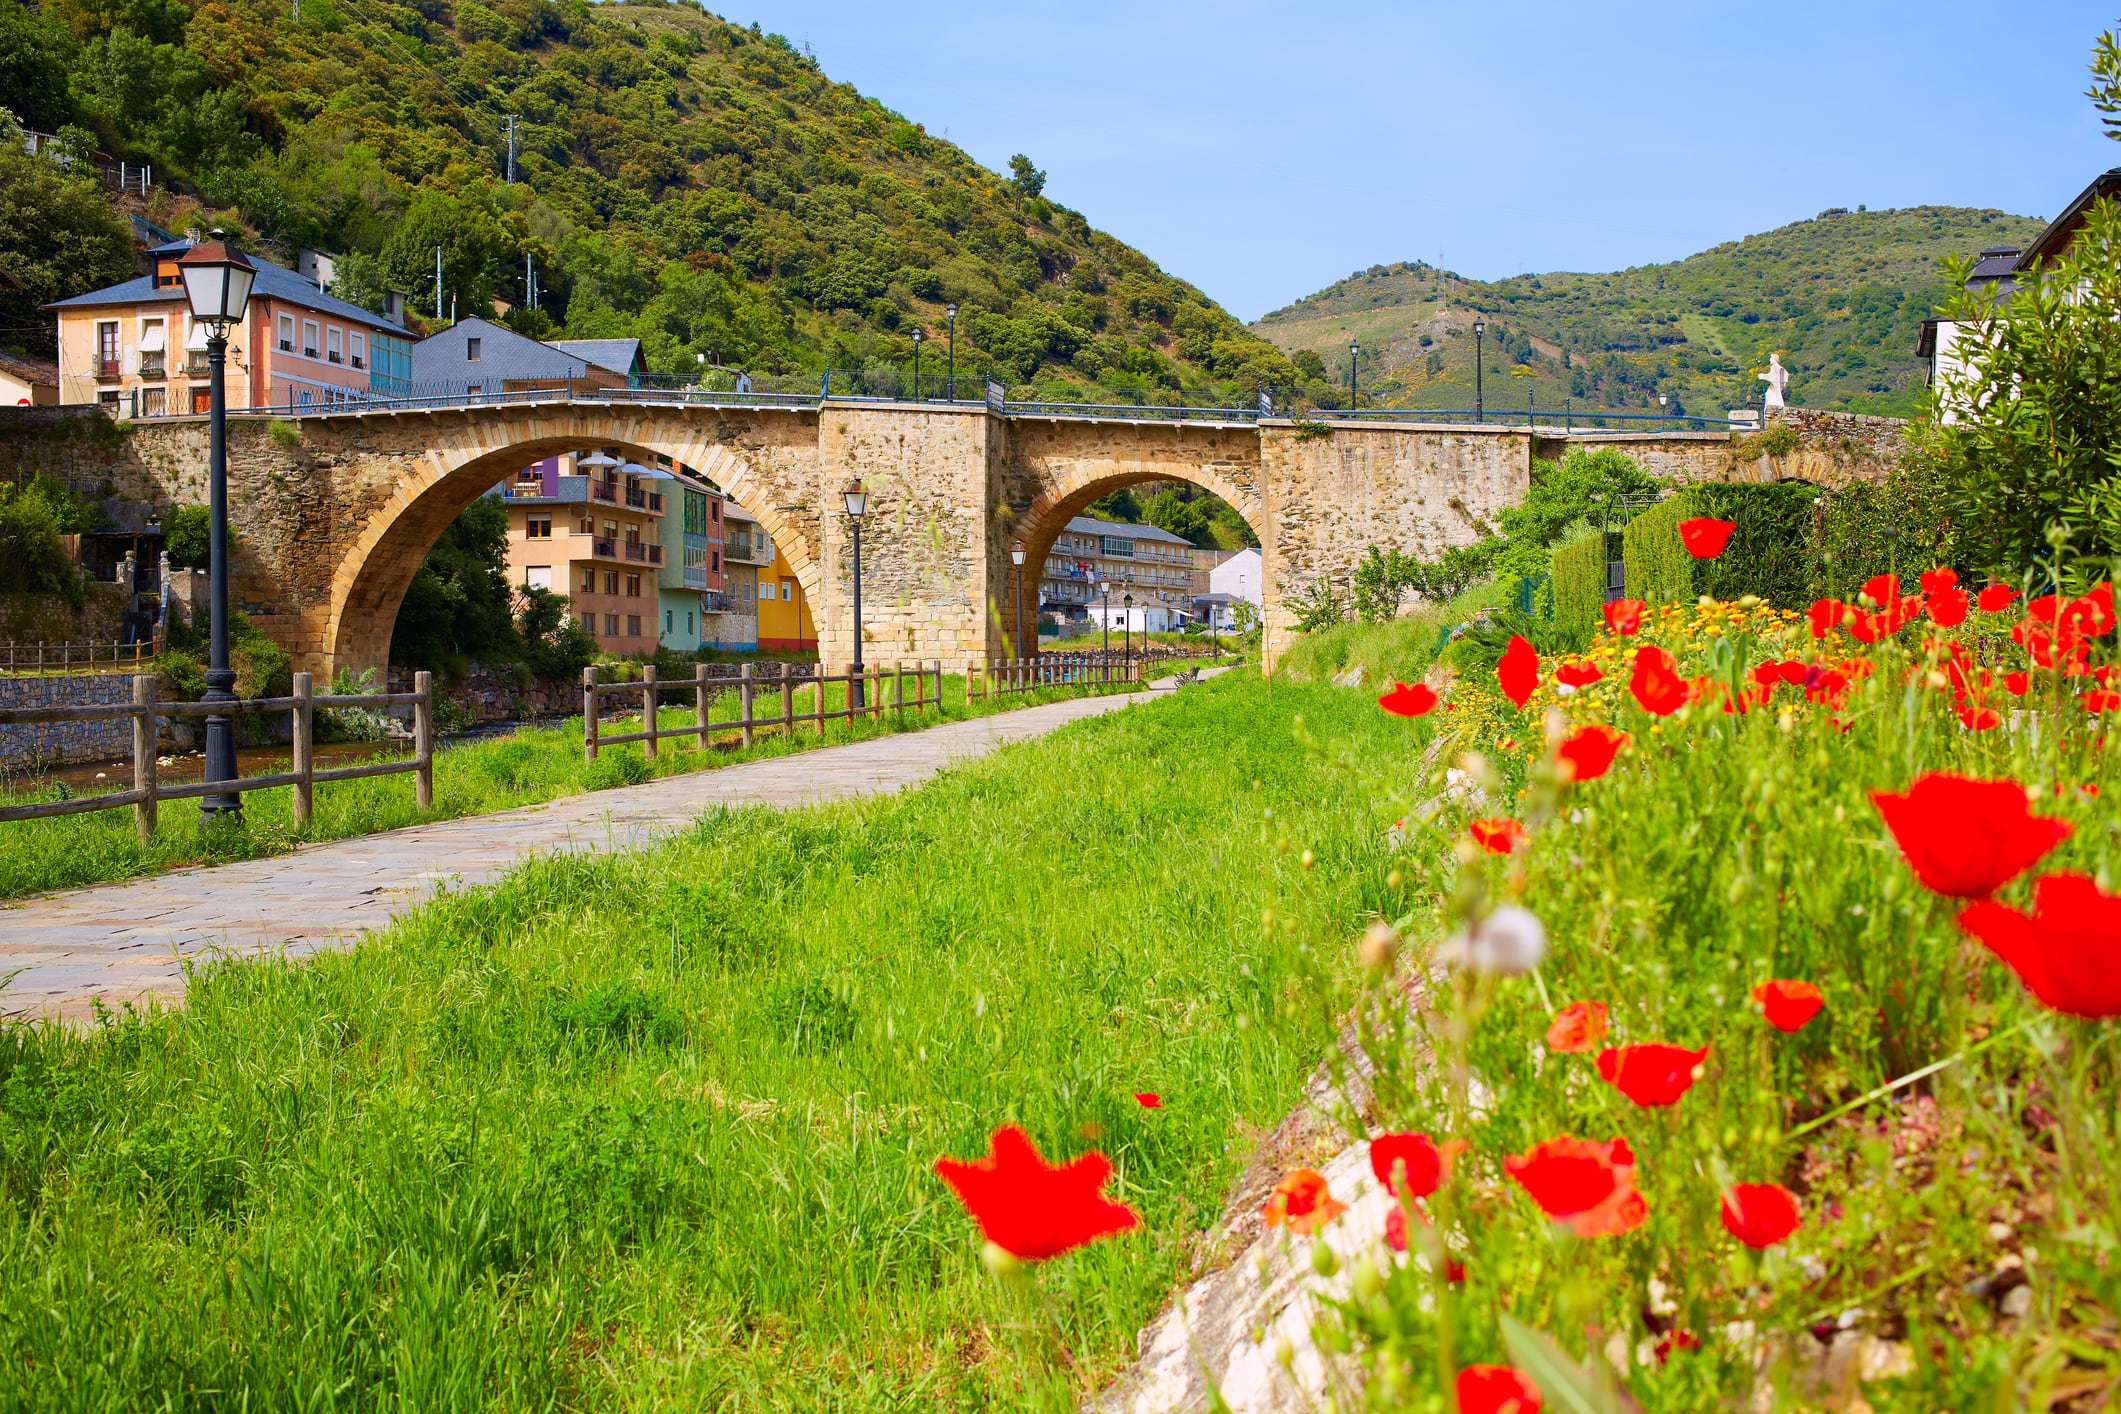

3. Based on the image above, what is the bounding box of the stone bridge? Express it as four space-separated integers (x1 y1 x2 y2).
0 399 1902 678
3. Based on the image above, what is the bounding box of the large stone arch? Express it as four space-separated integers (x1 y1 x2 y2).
995 419 1270 657
320 406 822 676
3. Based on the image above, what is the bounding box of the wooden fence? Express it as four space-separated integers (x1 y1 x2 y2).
968 643 1225 699
0 671 433 843
0 641 157 673
583 660 944 762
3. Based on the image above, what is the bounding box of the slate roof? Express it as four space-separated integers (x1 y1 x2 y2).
0 350 60 387
410 316 599 385
550 338 643 375
45 239 409 333
2018 167 2121 272
1063 515 1196 547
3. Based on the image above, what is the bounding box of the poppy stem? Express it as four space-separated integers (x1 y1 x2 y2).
1781 1021 2027 1145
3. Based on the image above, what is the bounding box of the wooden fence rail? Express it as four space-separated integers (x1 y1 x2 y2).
0 641 157 673
968 642 1228 700
0 671 433 842
582 660 944 762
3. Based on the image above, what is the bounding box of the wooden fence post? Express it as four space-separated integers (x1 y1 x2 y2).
413 670 434 809
132 672 157 845
641 664 659 761
290 670 314 827
738 662 754 748
695 663 712 751
583 664 600 761
812 669 825 736
780 661 793 735
895 661 905 718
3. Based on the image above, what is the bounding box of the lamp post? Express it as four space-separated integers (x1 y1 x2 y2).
1122 591 1134 674
1010 540 1026 658
911 327 923 401
844 479 867 710
176 231 257 823
1099 576 1111 660
1473 318 1486 423
1657 392 1668 430
1348 338 1359 410
946 303 958 401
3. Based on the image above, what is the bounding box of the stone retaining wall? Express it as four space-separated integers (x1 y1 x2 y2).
0 672 136 772
386 664 577 726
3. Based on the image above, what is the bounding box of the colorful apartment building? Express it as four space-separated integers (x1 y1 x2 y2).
1039 515 1207 631
494 449 669 655
712 505 768 650
756 538 815 652
656 468 724 651
46 238 413 414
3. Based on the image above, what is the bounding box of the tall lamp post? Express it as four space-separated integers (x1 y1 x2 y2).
1098 577 1112 660
1473 318 1486 423
946 303 958 401
177 232 258 822
1010 540 1026 658
911 327 923 401
1348 338 1359 410
1122 591 1134 674
844 479 867 710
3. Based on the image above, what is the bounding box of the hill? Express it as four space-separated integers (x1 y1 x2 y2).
1252 206 2048 419
0 0 1298 397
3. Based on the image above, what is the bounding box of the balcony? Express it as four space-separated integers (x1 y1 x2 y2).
95 358 120 381
351 356 366 370
590 481 617 504
328 351 343 364
138 358 165 380
620 487 666 512
585 537 663 565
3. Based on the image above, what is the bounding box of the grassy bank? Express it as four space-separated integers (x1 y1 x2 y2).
0 668 1174 903
0 672 1392 1409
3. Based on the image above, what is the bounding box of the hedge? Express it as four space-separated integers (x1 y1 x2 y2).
1623 497 1695 606
1549 526 1606 645
1623 484 1824 609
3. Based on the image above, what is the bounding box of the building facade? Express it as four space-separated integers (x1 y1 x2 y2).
712 506 768 650
756 537 815 652
46 238 413 414
495 449 668 655
1039 516 1207 629
1204 547 1263 631
657 468 724 652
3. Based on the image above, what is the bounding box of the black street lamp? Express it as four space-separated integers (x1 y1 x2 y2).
1098 576 1111 661
1348 338 1359 410
1009 540 1026 658
911 327 923 401
1473 318 1486 423
1122 591 1134 673
946 303 958 401
176 231 257 823
844 479 867 710
1657 392 1668 430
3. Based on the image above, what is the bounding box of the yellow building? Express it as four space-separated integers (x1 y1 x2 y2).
755 540 814 652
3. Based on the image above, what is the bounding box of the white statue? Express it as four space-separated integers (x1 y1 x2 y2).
1759 352 1790 409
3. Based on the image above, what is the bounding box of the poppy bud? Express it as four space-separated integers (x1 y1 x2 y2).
1310 1238 1340 1277
981 1240 1024 1280
1350 1257 1385 1302
1300 849 1316 870
1273 1334 1295 1369
1358 921 1399 972
1739 594 1761 608
1385 869 1404 891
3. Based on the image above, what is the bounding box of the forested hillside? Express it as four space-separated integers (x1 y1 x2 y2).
1255 206 2047 418
0 0 1298 396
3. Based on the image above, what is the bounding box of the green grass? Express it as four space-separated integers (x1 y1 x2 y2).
0 672 1395 1409
1277 579 1503 688
0 670 1156 904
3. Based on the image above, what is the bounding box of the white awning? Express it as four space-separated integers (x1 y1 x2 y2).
185 321 210 352
137 323 166 352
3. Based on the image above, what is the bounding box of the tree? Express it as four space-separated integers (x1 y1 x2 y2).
0 144 134 358
1492 446 1660 577
1007 154 1045 200
0 10 77 131
0 480 93 607
164 504 210 568
388 498 522 673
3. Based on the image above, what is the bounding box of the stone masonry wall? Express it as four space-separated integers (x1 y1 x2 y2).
0 671 135 770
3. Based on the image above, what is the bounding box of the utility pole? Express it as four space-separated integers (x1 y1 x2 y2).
526 251 536 310
504 115 520 183
435 246 444 322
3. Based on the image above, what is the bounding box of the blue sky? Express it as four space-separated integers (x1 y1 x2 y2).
713 2 2120 322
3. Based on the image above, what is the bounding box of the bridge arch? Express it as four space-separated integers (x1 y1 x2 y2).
320 410 821 676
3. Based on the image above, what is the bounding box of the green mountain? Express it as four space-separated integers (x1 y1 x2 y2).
1253 206 2048 419
0 0 1297 396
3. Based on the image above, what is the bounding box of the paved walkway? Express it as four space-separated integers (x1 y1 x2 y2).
0 678 1198 1022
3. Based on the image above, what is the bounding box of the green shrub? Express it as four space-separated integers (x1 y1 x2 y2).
0 479 92 607
1622 496 1693 605
1547 524 1605 645
163 505 210 570
1684 481 1821 606
1805 471 1955 600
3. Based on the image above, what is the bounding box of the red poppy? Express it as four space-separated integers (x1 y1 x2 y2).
1958 873 2121 1018
1751 979 1824 1032
1654 1330 1702 1364
1134 1092 1161 1108
1863 573 1902 608
2004 670 2031 696
1919 567 1959 596
1678 517 1736 559
1369 1131 1442 1199
1596 1042 1709 1106
1470 817 1529 854
1720 1183 1802 1248
1807 598 1849 639
1777 660 1811 685
2085 689 2121 713
1978 583 2021 614
1503 1135 1646 1237
933 1126 1141 1260
1604 599 1646 635
1378 681 1439 716
1557 724 1628 782
1958 705 2002 730
1497 634 1540 708
1870 772 2072 899
1458 1365 1543 1414
1556 660 1604 688
2067 581 2116 636
1629 645 1690 716
1546 999 1609 1052
1262 1167 1347 1233
1928 587 1970 628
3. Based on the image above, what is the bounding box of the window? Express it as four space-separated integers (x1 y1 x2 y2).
687 611 695 635
578 610 595 632
350 332 366 370
603 521 619 539
466 384 482 396
603 571 618 595
98 389 120 408
603 614 618 636
96 322 119 375
526 516 552 539
326 327 343 364
278 314 295 352
466 337 482 361
138 319 165 376
139 387 166 417
525 566 552 590
759 581 775 602
302 320 319 357
710 501 720 522
780 579 796 601
625 573 641 598
579 567 596 592
665 609 673 634
710 550 719 572
626 615 641 638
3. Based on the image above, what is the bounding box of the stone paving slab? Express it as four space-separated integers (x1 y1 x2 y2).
0 681 1192 1022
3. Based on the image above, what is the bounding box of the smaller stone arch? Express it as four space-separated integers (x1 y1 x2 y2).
319 408 820 677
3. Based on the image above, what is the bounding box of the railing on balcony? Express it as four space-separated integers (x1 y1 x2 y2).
590 481 616 504
593 536 616 559
95 359 120 380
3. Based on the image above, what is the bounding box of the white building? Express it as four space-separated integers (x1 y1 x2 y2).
1206 548 1262 630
